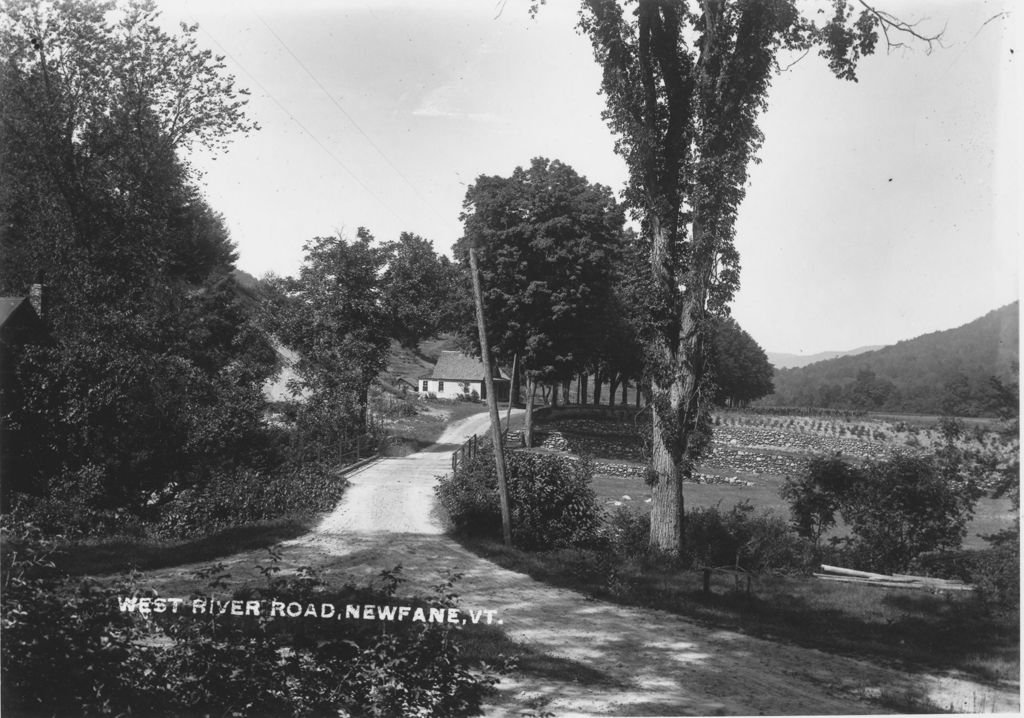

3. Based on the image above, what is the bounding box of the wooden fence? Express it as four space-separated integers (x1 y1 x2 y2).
290 431 378 465
451 434 481 474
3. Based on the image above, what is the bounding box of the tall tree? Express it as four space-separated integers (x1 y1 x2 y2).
0 0 271 505
0 0 255 291
456 157 626 445
577 0 938 552
265 229 391 435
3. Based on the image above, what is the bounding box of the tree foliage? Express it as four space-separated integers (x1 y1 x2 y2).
263 229 391 435
781 442 982 573
380 232 464 351
711 316 773 406
0 0 274 512
455 157 626 443
265 228 460 437
780 454 860 547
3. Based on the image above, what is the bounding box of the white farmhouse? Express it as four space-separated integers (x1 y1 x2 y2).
420 351 510 401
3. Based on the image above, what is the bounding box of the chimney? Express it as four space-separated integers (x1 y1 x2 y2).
28 283 45 319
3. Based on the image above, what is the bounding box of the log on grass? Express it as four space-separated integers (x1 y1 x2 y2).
813 574 974 592
819 564 914 581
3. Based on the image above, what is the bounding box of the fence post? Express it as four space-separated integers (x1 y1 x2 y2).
452 453 458 473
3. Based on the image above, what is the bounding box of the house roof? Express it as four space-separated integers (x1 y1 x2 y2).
429 351 508 381
0 297 29 327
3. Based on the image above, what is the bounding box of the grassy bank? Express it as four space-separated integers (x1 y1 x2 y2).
456 536 1019 686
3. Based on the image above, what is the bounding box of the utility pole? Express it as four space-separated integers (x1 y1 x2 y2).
469 246 513 547
505 352 518 438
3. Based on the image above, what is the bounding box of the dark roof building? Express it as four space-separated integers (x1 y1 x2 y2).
429 351 507 381
1 294 50 502
421 351 509 401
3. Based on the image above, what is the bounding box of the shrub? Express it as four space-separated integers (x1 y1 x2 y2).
840 453 979 573
6 463 146 538
435 449 602 550
780 455 862 546
683 502 812 572
506 454 602 549
154 460 348 539
782 452 982 574
1 523 164 717
911 546 1020 610
605 506 651 556
434 450 501 538
604 503 812 572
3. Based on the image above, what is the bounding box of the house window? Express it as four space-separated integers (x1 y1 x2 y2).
422 380 429 392
438 381 445 391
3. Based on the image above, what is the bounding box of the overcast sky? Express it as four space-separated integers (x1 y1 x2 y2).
157 0 1019 356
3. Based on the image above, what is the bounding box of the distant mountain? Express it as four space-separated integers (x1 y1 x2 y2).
764 302 1019 416
767 345 883 369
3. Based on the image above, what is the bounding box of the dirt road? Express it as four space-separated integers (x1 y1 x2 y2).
146 412 1019 716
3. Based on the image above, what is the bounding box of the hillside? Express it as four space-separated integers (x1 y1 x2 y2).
767 345 882 369
764 302 1019 416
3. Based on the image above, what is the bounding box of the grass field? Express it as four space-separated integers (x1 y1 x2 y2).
534 406 1017 550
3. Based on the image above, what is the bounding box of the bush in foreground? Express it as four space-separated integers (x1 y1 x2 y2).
782 452 981 574
435 448 602 550
1 522 500 717
605 503 813 573
8 456 348 543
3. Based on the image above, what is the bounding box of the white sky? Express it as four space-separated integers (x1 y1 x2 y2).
156 0 1019 356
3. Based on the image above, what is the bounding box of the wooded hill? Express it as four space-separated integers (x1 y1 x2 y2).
764 302 1019 416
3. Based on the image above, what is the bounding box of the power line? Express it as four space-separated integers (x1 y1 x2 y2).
253 11 447 225
198 26 407 224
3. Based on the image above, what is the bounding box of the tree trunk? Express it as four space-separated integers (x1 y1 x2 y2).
621 380 628 405
562 378 572 405
608 372 621 407
580 373 589 405
648 375 684 551
593 370 603 405
358 383 370 433
551 383 559 408
510 360 521 406
524 373 537 448
647 216 712 554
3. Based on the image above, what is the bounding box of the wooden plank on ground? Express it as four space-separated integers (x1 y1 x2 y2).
813 574 975 591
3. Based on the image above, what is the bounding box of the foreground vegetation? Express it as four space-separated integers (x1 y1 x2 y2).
2 525 504 718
